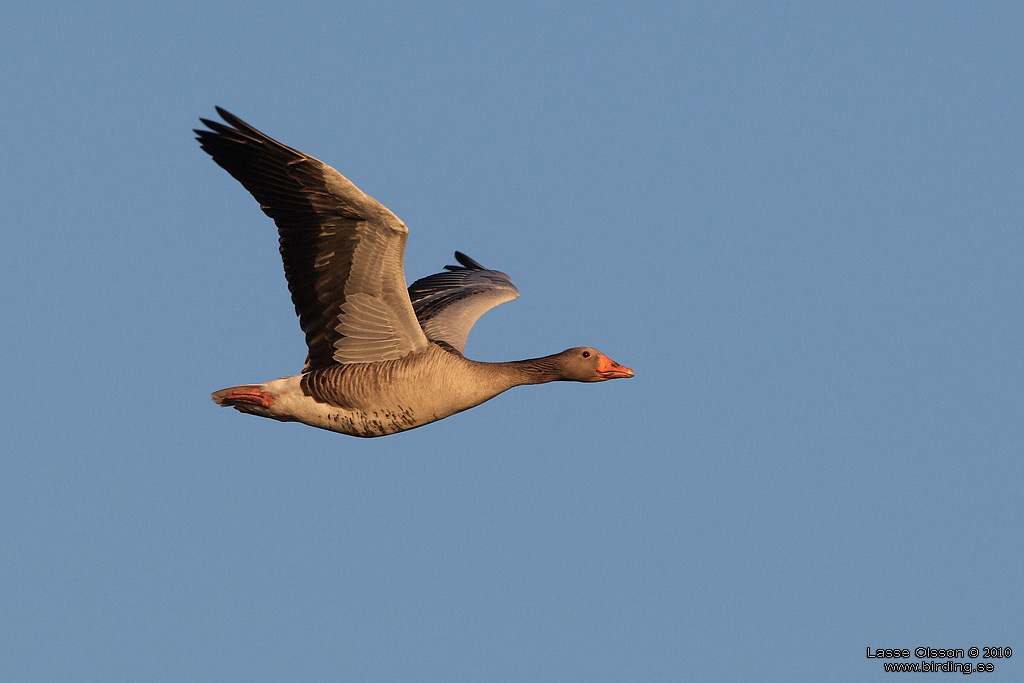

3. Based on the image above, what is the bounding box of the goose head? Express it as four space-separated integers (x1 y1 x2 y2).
555 347 635 382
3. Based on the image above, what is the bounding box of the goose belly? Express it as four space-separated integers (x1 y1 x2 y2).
261 361 502 437
256 376 418 437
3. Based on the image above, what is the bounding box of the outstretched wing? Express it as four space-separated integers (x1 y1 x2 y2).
196 108 429 370
407 252 519 353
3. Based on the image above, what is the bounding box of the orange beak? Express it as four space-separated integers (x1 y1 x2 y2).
596 354 635 380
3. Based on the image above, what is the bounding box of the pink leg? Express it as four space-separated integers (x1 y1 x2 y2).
225 386 275 408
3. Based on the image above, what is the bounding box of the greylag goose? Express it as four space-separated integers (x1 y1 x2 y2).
197 108 633 437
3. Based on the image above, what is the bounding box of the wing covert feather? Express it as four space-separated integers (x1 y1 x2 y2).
408 252 519 353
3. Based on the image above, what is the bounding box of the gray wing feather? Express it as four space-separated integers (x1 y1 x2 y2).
195 108 429 369
408 252 520 353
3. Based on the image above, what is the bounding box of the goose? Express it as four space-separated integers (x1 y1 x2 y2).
197 108 634 438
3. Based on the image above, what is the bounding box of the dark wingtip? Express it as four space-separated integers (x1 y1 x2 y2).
196 108 256 136
194 110 234 143
195 108 271 156
446 251 485 271
213 106 248 130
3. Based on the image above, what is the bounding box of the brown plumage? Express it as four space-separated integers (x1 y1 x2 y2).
198 108 633 438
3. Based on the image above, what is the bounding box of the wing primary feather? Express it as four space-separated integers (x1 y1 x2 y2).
452 251 485 270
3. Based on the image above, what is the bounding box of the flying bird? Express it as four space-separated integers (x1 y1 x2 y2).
197 108 633 437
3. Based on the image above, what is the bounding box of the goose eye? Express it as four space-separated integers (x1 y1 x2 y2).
581 351 590 358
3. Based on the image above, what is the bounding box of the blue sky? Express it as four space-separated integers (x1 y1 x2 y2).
2 2 1022 680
